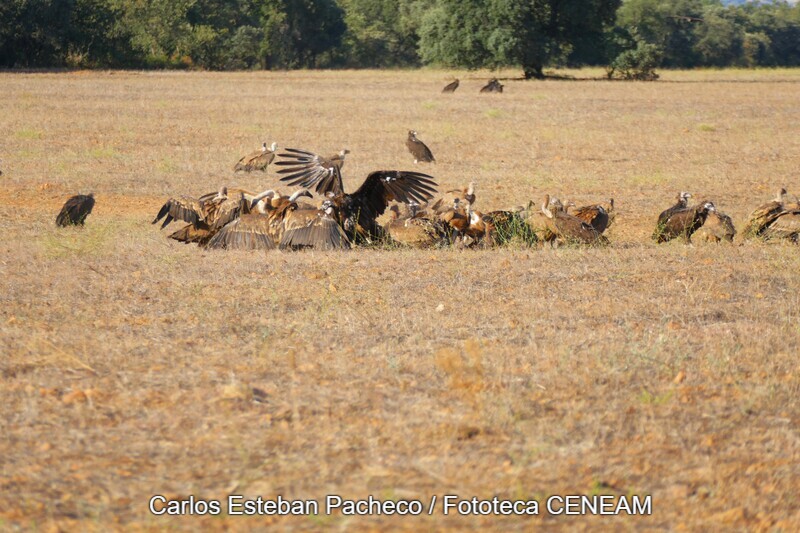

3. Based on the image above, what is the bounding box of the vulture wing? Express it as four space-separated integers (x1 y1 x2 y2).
275 148 345 196
572 205 610 234
206 214 276 250
280 212 351 250
761 213 800 242
168 224 213 244
743 200 785 238
209 193 248 230
350 170 438 222
152 196 205 229
56 195 95 226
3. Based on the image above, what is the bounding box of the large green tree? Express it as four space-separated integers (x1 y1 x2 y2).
419 0 621 79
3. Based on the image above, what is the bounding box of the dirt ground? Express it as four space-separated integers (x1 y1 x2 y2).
1 68 799 531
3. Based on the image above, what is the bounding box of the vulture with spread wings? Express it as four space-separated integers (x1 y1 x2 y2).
274 148 438 242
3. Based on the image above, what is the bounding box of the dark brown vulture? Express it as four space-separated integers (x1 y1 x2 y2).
275 147 438 244
571 199 615 234
743 188 788 239
152 187 249 245
56 194 95 226
442 79 459 93
234 142 278 172
273 148 350 195
480 78 504 93
540 195 607 245
653 199 716 243
406 130 436 164
384 204 448 248
696 207 736 243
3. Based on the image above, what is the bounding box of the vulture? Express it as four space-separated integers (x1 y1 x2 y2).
480 78 504 93
695 207 736 243
446 182 476 206
571 199 615 234
540 195 607 245
152 187 248 245
653 198 716 243
761 212 800 243
56 194 95 227
275 147 438 243
274 148 350 194
234 142 278 172
442 79 459 93
743 188 789 239
280 200 351 250
385 204 447 248
406 130 436 164
438 198 471 241
204 189 311 250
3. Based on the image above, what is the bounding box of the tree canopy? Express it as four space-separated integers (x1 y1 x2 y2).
0 0 799 74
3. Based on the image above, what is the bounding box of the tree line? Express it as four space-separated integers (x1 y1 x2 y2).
1 0 799 78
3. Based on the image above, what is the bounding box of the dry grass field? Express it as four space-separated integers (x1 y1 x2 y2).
1 68 799 531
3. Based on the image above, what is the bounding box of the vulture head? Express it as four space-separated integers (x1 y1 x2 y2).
408 201 420 218
217 186 228 199
541 195 553 219
321 200 336 217
776 187 788 203
408 130 418 140
250 189 276 210
339 149 351 158
288 189 313 202
700 201 716 214
270 142 278 152
465 182 476 205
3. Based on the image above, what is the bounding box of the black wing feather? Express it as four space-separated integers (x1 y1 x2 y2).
275 148 344 196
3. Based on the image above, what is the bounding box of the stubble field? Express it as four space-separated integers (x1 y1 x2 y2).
1 68 799 531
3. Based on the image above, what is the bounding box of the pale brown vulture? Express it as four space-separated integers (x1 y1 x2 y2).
696 207 736 243
541 195 607 245
386 203 449 248
152 187 249 245
406 130 436 163
275 147 438 243
280 200 351 250
234 142 278 172
442 79 459 93
743 188 789 239
56 194 95 226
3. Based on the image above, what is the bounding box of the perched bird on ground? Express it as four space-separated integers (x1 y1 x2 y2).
653 197 716 243
570 199 615 234
480 78 504 93
442 79 459 93
695 206 736 243
385 204 448 248
56 194 95 226
540 194 607 245
280 200 351 250
234 142 278 172
743 188 789 239
406 130 435 164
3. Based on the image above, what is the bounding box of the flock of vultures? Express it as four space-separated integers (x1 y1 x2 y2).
52 131 800 249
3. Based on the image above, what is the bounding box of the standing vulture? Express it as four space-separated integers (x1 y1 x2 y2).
234 142 278 172
653 199 716 243
442 79 459 93
571 199 615 234
540 195 607 245
275 147 438 243
743 188 788 239
406 131 436 164
480 78 504 93
56 194 95 226
696 207 736 243
152 187 249 245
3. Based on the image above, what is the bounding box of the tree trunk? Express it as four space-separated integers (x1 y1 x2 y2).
523 64 545 80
